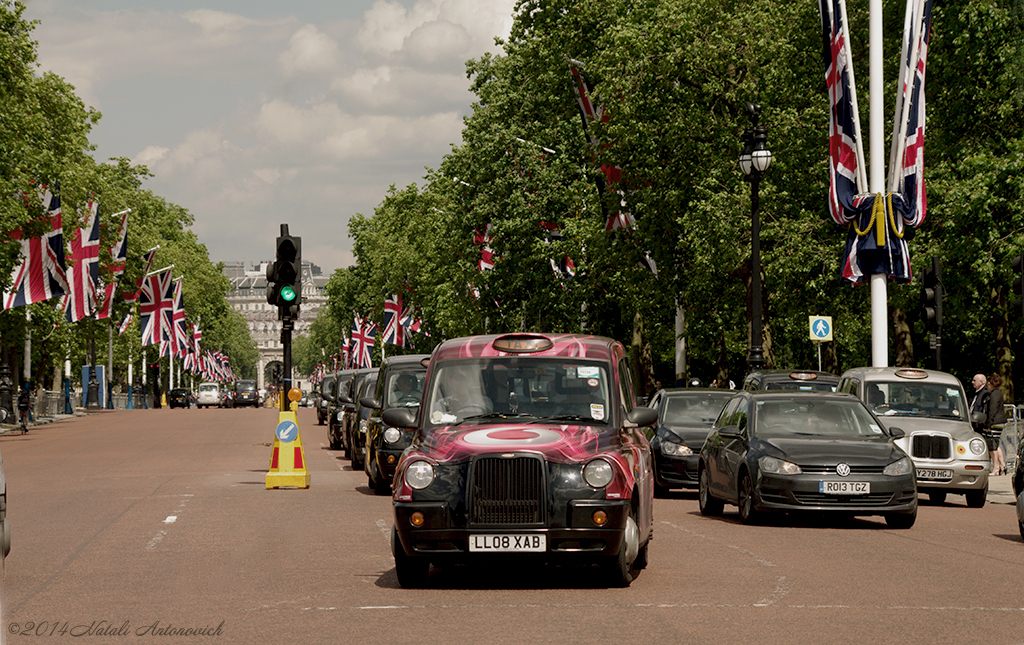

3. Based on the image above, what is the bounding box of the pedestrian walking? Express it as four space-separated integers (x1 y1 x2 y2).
987 373 1007 475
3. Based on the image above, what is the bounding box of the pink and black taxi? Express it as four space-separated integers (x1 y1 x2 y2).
383 333 658 587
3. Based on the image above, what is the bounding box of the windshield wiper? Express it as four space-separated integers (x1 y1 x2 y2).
460 413 536 422
529 414 607 424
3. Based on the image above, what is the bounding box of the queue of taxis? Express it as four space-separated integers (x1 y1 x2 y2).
383 333 657 588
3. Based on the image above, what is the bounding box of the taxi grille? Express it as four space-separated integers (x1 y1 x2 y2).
469 455 545 526
911 434 951 460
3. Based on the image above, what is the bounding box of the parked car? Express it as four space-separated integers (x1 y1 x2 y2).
385 333 658 588
168 388 191 409
349 372 380 472
233 380 259 408
317 375 334 427
645 388 734 494
299 390 311 407
1 444 10 557
363 354 430 494
1013 440 1023 539
742 369 840 392
196 382 220 409
328 369 355 451
698 390 917 528
340 368 378 470
838 367 989 507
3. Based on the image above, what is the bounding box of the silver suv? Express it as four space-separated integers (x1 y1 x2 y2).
838 367 989 507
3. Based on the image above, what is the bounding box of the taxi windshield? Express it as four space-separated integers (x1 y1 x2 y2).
865 381 968 419
385 369 426 408
425 358 611 427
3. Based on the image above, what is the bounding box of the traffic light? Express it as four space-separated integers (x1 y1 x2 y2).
920 256 942 330
267 224 301 318
1012 253 1024 318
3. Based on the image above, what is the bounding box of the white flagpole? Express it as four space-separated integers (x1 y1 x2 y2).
870 0 888 367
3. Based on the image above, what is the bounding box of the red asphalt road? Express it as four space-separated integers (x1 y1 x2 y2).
0 408 1022 644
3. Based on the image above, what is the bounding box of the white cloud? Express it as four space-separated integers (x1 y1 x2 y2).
132 145 170 168
279 24 340 77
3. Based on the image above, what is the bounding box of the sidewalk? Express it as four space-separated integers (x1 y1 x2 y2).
987 469 1018 506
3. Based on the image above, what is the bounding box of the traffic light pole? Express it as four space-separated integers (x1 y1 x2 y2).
280 316 292 413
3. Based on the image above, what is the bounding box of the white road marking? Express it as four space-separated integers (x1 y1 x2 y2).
754 576 792 607
375 519 391 544
145 530 167 550
164 516 177 523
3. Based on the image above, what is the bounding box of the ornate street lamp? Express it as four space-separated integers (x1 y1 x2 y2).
739 102 772 371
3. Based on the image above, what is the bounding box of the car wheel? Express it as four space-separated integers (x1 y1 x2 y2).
965 486 987 508
393 526 429 588
328 426 340 451
2 516 10 557
738 471 763 525
369 457 391 495
654 483 671 498
606 514 638 588
352 442 364 470
929 491 947 504
318 415 324 426
698 466 724 516
885 509 916 529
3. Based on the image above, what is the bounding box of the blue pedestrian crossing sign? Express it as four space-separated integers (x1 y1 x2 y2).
809 316 833 342
275 420 298 443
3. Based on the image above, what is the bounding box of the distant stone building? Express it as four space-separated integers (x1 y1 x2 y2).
223 261 329 391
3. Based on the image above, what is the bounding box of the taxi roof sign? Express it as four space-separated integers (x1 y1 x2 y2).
894 368 929 380
789 372 819 381
492 335 554 354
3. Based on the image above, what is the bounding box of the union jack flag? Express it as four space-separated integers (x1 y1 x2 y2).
3 183 70 310
820 0 926 284
63 196 101 322
474 224 495 271
350 315 376 368
96 208 129 320
139 269 174 346
121 248 158 305
172 278 188 358
382 294 416 348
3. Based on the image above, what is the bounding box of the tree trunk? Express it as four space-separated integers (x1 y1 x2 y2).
992 286 1013 403
892 307 914 368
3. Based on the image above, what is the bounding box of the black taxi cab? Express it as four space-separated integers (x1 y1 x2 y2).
384 333 658 588
361 354 430 494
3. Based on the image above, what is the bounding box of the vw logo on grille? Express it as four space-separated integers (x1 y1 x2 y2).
836 463 851 477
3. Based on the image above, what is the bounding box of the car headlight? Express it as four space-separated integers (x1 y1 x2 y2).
759 456 802 475
583 459 614 488
383 428 401 443
360 419 368 433
969 438 986 456
660 441 693 457
883 456 913 477
405 460 435 490
336 411 344 422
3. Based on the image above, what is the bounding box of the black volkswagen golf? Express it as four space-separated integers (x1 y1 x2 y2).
698 391 917 528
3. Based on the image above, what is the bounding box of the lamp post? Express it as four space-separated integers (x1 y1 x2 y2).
739 102 772 371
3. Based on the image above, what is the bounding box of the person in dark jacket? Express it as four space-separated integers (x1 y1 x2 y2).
987 373 1008 475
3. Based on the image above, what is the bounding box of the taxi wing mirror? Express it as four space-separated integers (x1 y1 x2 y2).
626 407 658 428
971 411 986 425
717 425 742 439
360 396 381 410
887 426 905 439
383 407 418 430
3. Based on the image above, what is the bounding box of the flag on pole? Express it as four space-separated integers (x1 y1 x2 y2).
96 208 130 320
122 248 158 304
63 195 101 322
474 225 495 271
3 183 70 310
172 278 188 358
139 269 174 346
351 315 376 368
382 294 415 348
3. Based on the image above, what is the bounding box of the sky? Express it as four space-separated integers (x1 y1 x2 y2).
22 0 517 275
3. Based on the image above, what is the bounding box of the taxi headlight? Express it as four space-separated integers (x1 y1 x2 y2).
405 460 435 490
583 459 614 488
660 441 693 457
336 411 344 423
883 456 913 477
383 428 401 443
969 438 986 456
759 456 802 475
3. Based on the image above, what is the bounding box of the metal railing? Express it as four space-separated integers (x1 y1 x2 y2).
1002 404 1022 471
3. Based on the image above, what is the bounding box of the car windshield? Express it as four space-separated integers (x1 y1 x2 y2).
755 399 885 439
236 381 255 392
425 358 611 427
199 384 217 393
662 392 733 425
385 369 426 408
864 381 968 419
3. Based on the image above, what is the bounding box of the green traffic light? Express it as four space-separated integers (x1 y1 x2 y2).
280 284 296 302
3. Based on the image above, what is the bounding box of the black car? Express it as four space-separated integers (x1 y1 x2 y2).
645 388 734 494
362 354 429 494
742 369 839 392
317 375 334 427
341 368 378 470
331 369 357 454
698 391 917 528
1014 441 1023 539
233 380 259 408
168 388 191 409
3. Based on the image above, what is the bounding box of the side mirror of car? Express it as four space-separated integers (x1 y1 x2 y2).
888 426 905 439
971 411 986 425
337 392 353 405
717 425 742 439
625 407 658 427
382 407 418 430
360 396 381 410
